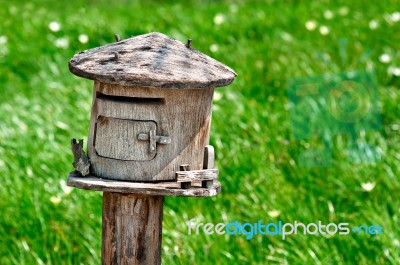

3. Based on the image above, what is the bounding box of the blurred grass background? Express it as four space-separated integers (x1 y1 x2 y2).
0 0 399 264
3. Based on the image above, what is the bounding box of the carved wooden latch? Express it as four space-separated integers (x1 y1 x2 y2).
137 130 171 153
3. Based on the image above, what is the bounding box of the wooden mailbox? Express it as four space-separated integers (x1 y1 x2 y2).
69 32 236 182
67 32 236 264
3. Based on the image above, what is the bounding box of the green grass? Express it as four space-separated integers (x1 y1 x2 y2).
0 0 399 264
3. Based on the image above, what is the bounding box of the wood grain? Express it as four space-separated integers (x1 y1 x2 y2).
71 139 90 176
67 173 221 197
95 117 156 161
69 32 237 89
178 164 191 189
203 145 215 169
102 192 163 265
87 82 214 181
176 169 218 182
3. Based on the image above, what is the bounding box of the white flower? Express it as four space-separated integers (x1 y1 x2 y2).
209 44 219 52
54 37 69 49
305 20 317 31
26 167 33 177
214 13 225 25
361 182 376 192
324 10 334 20
0 35 8 45
384 248 390 257
385 12 400 24
379 53 391 63
281 32 293 42
50 196 62 205
338 6 349 16
55 120 68 130
390 12 400 23
213 91 223 101
369 20 378 30
388 66 400 76
49 21 61 32
267 210 281 218
78 34 89 44
319 25 330 35
21 240 30 252
60 179 73 195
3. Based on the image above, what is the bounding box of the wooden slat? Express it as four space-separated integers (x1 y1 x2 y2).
67 173 221 197
179 164 191 189
176 169 218 182
203 145 215 169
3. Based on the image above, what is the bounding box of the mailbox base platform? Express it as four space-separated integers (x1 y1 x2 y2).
67 172 221 197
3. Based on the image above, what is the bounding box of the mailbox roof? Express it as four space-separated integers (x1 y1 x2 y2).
69 32 237 89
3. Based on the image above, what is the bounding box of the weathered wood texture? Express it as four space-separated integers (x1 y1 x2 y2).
203 145 215 169
67 173 221 197
69 32 237 89
88 82 214 181
95 118 157 161
178 164 191 189
102 192 163 265
71 139 90 176
176 169 218 182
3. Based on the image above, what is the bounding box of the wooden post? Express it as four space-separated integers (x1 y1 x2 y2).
68 151 221 263
102 192 164 265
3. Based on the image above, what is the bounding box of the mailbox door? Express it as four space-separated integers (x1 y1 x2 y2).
94 116 157 161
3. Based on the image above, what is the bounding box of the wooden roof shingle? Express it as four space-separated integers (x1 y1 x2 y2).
69 32 237 89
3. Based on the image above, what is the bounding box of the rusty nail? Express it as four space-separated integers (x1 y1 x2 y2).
114 34 121 42
186 39 192 48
